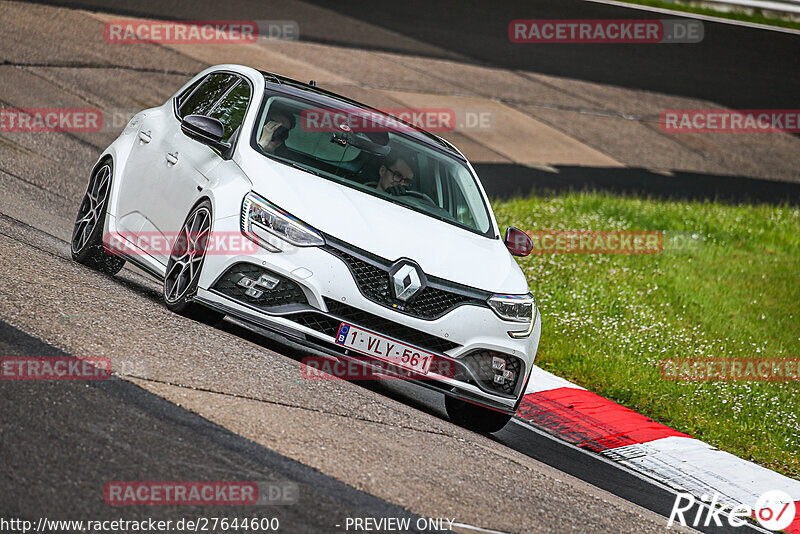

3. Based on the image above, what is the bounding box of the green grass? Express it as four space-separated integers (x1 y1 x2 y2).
492 192 800 479
613 0 800 31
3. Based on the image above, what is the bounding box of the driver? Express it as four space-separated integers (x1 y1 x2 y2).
258 106 295 155
372 153 414 196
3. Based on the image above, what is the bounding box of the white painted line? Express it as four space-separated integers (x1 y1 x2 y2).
450 522 510 534
617 436 800 509
510 419 773 533
703 0 800 15
511 417 677 488
582 0 800 34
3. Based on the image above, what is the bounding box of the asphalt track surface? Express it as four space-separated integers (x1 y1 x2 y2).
0 321 423 532
0 1 795 533
0 318 757 534
21 0 800 110
18 0 800 206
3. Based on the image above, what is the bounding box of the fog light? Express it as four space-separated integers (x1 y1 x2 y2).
237 276 256 288
492 357 506 371
256 273 280 290
492 374 505 385
245 288 263 298
502 370 514 381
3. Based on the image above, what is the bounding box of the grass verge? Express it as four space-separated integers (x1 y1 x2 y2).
492 192 799 478
609 0 800 31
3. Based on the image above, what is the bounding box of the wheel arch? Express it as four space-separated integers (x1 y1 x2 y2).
189 195 215 221
91 154 113 174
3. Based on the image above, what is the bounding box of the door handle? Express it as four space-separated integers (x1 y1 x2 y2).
165 152 179 165
138 130 152 143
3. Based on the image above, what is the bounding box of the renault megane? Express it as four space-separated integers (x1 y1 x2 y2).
70 64 541 433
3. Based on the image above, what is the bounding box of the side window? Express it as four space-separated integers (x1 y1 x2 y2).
177 73 238 118
175 76 205 111
207 80 251 142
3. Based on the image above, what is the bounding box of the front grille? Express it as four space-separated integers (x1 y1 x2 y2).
212 263 308 311
290 312 341 337
290 298 460 354
322 241 488 320
461 350 523 396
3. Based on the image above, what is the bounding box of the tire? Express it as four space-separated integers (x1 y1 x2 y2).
71 160 126 275
445 395 513 434
163 200 225 325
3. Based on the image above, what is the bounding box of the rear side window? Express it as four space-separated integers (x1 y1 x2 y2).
178 73 238 118
175 76 204 111
207 80 251 142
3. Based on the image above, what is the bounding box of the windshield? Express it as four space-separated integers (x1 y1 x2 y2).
251 93 494 236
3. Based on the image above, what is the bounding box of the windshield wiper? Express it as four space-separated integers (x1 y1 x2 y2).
259 146 323 178
285 160 324 178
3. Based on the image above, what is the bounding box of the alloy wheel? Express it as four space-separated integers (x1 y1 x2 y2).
164 207 211 304
71 164 111 253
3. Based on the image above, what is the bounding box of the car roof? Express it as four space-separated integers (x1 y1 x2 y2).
258 70 463 159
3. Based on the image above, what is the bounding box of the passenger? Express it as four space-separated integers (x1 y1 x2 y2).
258 106 295 155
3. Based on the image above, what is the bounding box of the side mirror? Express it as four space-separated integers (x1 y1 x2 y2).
181 114 231 154
504 227 533 257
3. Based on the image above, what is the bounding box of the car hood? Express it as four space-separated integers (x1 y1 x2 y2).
241 156 529 294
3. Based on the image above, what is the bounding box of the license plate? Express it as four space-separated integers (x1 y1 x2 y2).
334 323 434 375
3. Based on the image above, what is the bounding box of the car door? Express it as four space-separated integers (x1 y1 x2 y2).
136 72 246 265
114 74 206 238
114 109 175 236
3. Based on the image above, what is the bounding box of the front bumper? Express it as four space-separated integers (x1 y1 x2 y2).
195 214 541 413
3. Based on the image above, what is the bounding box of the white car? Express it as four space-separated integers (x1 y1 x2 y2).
71 64 541 433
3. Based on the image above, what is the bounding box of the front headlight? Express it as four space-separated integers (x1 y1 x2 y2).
487 294 534 322
241 192 325 252
487 293 537 338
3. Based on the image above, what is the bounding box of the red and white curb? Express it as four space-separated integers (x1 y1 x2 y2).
516 366 800 532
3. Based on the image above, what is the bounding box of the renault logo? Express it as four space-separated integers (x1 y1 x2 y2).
391 263 423 302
